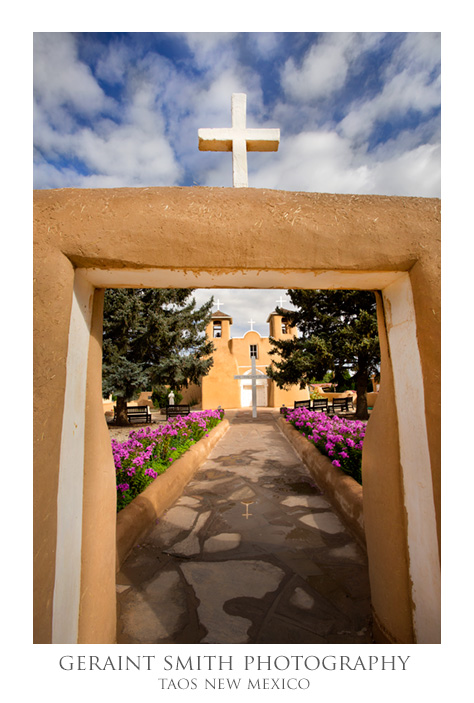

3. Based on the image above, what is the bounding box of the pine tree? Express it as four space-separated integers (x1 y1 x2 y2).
102 289 214 425
266 290 380 420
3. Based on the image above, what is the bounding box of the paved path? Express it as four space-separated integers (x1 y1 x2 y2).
116 409 373 644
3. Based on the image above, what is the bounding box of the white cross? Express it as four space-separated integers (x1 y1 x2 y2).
276 296 286 308
248 318 255 331
214 298 222 311
234 356 269 419
198 93 280 188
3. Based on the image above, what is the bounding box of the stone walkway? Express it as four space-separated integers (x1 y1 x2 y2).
116 409 373 644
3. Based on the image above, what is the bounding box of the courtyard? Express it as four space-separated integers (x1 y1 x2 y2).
115 409 372 644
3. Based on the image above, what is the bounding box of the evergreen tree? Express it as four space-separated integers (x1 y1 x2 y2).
102 289 214 425
266 290 380 420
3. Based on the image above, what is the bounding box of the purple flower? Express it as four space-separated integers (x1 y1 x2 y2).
285 406 365 483
113 409 224 508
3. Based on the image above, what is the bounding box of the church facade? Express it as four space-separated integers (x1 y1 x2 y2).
198 308 309 410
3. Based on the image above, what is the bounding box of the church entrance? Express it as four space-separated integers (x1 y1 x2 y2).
240 370 268 407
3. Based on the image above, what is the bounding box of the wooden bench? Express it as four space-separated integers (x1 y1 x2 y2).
293 399 329 412
166 404 191 420
294 399 312 409
114 405 152 423
330 397 353 414
312 398 329 411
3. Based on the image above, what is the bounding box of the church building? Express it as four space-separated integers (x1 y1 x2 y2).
199 307 309 410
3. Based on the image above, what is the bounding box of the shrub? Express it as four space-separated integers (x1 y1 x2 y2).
284 407 365 484
112 408 224 511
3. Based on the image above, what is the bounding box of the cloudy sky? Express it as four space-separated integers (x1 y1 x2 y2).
33 31 441 337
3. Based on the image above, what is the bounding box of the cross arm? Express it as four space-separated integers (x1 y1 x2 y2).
234 374 270 380
199 128 280 152
198 129 234 152
245 129 280 151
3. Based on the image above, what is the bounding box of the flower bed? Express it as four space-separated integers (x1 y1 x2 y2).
112 409 224 511
283 407 366 484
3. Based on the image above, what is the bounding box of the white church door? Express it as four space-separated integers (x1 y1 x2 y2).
240 371 268 407
256 384 267 406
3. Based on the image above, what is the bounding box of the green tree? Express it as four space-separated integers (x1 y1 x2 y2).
266 290 380 420
102 289 214 425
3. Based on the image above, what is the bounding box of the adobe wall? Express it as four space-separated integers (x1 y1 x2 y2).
367 391 378 408
178 383 202 407
230 329 271 362
33 187 440 644
269 383 310 409
201 336 241 410
80 289 117 642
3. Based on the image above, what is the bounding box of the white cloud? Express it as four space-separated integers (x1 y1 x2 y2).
34 35 183 188
183 33 238 71
95 41 134 85
34 33 112 120
33 159 84 189
368 115 440 161
368 143 440 198
192 289 295 338
250 130 371 193
339 69 440 143
386 32 440 80
282 34 352 102
252 33 280 58
339 33 440 143
247 126 439 197
281 33 384 103
73 123 181 186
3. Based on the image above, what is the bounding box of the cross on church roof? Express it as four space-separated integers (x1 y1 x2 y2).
248 318 256 331
214 299 223 311
198 93 280 188
276 295 286 307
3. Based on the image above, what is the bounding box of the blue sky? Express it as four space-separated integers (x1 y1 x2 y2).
34 32 440 194
33 31 441 336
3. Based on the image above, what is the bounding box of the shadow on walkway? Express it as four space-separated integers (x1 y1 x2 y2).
116 408 373 644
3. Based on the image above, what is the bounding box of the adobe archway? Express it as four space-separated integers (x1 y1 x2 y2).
33 187 440 644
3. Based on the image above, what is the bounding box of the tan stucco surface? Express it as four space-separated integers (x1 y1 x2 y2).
33 186 440 644
80 289 117 643
362 293 413 642
34 187 438 271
